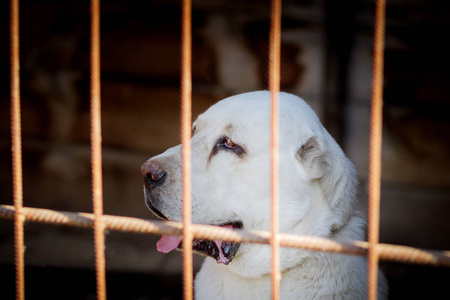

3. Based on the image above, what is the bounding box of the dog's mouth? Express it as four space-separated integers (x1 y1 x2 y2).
148 204 242 265
190 221 242 265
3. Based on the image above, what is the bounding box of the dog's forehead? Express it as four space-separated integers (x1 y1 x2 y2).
194 91 321 136
193 99 267 135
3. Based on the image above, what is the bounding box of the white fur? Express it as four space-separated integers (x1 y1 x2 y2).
144 91 388 299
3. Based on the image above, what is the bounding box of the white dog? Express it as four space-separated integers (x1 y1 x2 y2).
141 91 388 299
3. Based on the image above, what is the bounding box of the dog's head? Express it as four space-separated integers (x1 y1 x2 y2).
142 91 357 276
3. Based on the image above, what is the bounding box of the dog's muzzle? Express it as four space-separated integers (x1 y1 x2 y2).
141 160 242 265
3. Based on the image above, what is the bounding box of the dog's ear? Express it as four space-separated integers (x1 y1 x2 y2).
296 135 357 231
296 136 330 179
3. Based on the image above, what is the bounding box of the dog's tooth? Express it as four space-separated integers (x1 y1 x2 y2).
222 242 231 256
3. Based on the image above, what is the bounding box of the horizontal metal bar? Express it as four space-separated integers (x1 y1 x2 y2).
1 204 449 268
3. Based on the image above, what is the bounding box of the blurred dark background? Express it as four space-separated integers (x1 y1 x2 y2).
1 0 449 299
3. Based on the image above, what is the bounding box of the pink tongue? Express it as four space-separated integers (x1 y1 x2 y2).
156 235 182 253
214 240 229 264
215 224 233 264
156 225 233 265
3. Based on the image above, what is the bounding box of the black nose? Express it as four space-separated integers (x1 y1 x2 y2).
141 160 166 188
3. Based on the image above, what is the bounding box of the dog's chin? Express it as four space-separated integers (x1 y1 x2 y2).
145 199 242 265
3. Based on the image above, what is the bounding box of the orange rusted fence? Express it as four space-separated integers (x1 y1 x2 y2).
10 0 24 298
1 205 449 268
269 0 282 298
180 0 193 299
89 0 107 299
367 0 386 299
4 0 450 299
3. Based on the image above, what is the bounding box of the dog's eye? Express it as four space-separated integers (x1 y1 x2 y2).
223 139 235 148
211 137 245 158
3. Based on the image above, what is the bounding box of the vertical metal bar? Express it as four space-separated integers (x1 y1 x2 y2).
10 0 25 299
180 0 193 299
269 0 282 298
367 0 386 299
90 0 107 299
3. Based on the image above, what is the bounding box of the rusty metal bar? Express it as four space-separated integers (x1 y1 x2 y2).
368 0 386 299
268 0 282 298
90 0 107 299
2 0 449 298
180 0 193 299
10 0 25 298
2 205 450 268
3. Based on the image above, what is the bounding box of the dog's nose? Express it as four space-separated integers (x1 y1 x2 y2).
141 160 166 187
